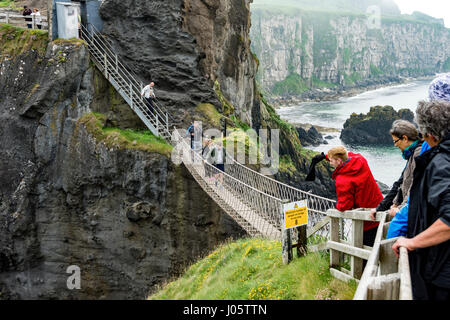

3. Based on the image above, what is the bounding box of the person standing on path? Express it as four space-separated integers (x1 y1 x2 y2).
22 6 33 29
31 8 42 30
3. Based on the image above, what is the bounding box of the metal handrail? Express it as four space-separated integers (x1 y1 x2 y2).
80 25 171 136
84 23 175 122
173 129 281 239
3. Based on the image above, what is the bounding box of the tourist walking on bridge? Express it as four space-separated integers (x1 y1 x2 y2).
392 73 450 300
209 140 226 187
326 146 383 247
202 137 214 181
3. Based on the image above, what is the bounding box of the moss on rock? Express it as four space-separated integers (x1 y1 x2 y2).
79 112 173 157
0 24 48 61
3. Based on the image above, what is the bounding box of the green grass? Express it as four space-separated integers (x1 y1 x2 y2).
195 103 223 128
230 115 251 132
272 73 337 96
278 154 297 176
272 73 309 96
78 112 173 157
149 238 357 300
0 0 17 9
0 24 48 59
214 80 235 116
312 76 337 89
370 64 383 77
344 72 363 85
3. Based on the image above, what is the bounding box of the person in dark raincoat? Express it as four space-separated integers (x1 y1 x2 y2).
392 73 450 300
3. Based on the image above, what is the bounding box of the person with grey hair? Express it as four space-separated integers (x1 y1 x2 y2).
392 73 450 300
370 120 422 219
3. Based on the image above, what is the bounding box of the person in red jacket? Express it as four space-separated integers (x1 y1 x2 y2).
326 146 384 247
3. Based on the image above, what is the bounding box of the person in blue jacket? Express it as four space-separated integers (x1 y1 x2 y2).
391 73 450 300
386 141 430 239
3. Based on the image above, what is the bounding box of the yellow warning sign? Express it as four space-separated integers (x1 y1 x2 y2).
283 200 308 230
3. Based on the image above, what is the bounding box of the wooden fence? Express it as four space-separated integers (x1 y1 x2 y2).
0 12 48 30
325 209 413 300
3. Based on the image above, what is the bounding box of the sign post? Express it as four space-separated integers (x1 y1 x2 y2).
281 200 308 264
283 200 308 230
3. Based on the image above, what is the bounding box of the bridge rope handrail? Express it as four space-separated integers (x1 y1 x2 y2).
173 130 282 202
225 153 336 203
173 129 283 239
174 129 335 240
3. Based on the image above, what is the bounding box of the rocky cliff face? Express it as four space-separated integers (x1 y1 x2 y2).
0 28 244 299
98 0 258 127
250 5 450 98
97 0 337 198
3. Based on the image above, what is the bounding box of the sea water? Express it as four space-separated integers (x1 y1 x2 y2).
276 78 434 186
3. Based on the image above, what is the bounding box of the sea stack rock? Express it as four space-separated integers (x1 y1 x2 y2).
340 105 415 145
296 126 324 146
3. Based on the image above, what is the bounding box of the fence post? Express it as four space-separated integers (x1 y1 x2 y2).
6 13 9 24
329 216 340 268
351 219 364 279
32 15 36 29
281 200 292 265
296 224 307 257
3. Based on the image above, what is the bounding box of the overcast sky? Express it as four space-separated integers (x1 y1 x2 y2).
394 0 450 27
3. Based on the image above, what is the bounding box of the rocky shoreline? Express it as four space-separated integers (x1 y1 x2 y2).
268 75 436 108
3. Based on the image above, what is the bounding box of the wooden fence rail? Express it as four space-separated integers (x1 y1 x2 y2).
0 13 48 30
324 209 413 300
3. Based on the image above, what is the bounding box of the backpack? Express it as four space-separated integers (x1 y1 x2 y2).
186 124 194 136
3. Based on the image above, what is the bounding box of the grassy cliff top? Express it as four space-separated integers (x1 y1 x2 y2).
79 112 173 158
0 24 48 59
149 238 356 300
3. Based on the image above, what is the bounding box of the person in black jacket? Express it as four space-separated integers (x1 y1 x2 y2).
22 6 32 29
370 120 422 220
392 89 450 300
